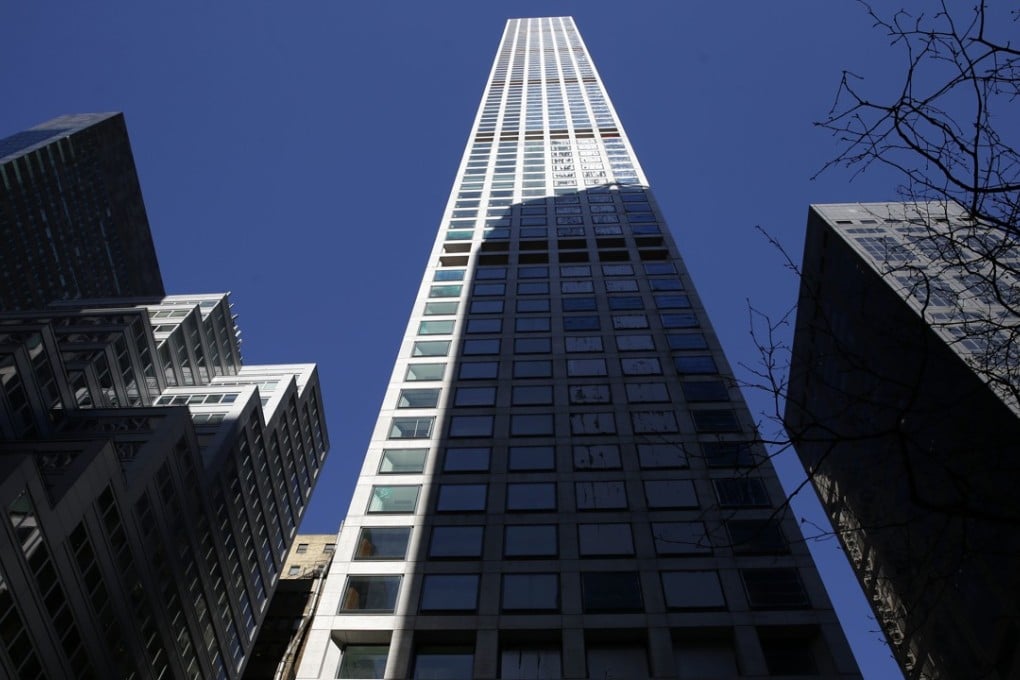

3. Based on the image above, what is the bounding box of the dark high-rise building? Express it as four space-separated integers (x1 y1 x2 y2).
786 202 1020 680
295 17 861 679
0 113 164 311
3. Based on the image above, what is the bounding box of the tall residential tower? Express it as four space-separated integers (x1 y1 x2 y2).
299 18 860 679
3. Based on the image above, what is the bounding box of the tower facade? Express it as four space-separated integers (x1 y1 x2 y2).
299 18 860 679
786 202 1020 679
0 113 165 311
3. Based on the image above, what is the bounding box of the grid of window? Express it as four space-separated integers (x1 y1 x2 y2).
319 17 842 680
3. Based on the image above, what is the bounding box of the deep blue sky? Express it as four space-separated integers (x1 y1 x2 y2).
2 2 920 676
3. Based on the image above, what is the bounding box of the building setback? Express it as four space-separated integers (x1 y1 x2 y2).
0 113 165 311
296 17 861 680
0 113 331 679
786 203 1020 680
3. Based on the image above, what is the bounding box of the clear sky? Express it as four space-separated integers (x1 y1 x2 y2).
2 1 918 676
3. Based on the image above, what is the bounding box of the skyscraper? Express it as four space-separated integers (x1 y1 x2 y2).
0 113 330 679
298 18 860 679
0 294 329 679
786 202 1020 679
0 113 165 311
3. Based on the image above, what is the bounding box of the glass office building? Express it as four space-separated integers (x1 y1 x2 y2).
298 17 860 679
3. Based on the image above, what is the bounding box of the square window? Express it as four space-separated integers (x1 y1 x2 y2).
296 543 308 554
420 574 480 611
560 265 591 277
714 478 770 507
693 409 741 432
565 336 603 353
566 358 608 376
581 572 642 612
703 442 755 467
646 480 698 508
662 572 725 610
444 447 491 472
649 278 683 290
655 294 691 309
429 526 484 559
514 337 552 354
367 485 420 513
625 383 669 403
477 267 507 280
562 280 594 293
389 417 435 439
429 284 463 298
338 644 389 678
459 362 498 380
621 357 661 375
434 269 465 281
608 296 643 310
758 629 821 675
502 574 559 611
667 333 708 350
570 412 616 435
651 522 710 555
572 444 621 470
681 381 729 402
518 281 549 295
741 569 810 609
470 300 504 314
637 443 688 469
602 264 634 276
516 298 550 313
418 320 455 336
513 360 552 378
605 279 638 292
504 524 558 558
674 356 718 374
436 484 487 512
500 648 561 680
454 386 497 407
424 301 459 316
448 415 495 438
463 338 500 355
512 385 554 406
508 445 555 470
339 575 401 612
578 523 633 556
631 410 679 433
405 364 445 381
510 413 555 436
467 318 502 334
506 483 557 511
412 340 451 357
353 527 412 560
516 317 551 333
644 263 676 275
474 282 506 296
562 315 600 331
379 448 428 474
562 297 597 312
728 519 788 555
661 313 699 328
398 388 441 409
612 314 648 329
518 266 549 279
575 481 627 510
410 652 473 680
568 384 611 404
